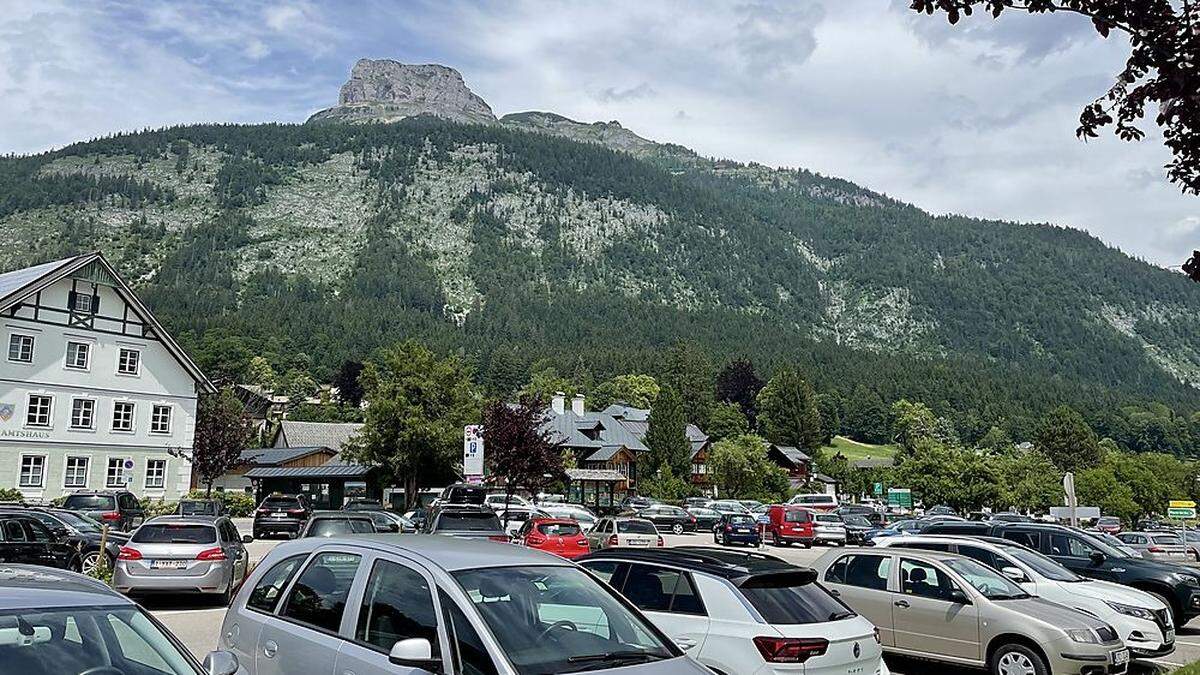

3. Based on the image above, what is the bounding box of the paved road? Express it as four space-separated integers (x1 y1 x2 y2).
151 524 1189 673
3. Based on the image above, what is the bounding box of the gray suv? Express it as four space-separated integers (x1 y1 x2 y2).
220 535 711 675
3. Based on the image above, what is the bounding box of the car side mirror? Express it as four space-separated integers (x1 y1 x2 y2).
242 535 254 544
1089 551 1107 565
1000 566 1029 584
203 650 240 675
388 638 442 673
52 526 70 538
948 588 970 604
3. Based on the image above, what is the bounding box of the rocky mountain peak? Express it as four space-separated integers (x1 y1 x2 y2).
308 59 496 125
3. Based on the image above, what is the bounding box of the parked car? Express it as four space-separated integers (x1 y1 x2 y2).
865 518 931 542
876 535 1175 659
1094 531 1144 558
301 511 377 537
220 534 707 675
636 504 697 535
0 564 240 675
114 515 252 604
1117 531 1192 563
436 482 488 506
495 505 551 535
342 499 384 511
989 512 1032 523
1181 529 1200 562
622 495 655 510
588 516 663 549
687 506 723 532
0 512 75 569
514 517 591 559
922 520 1200 625
541 503 599 530
252 493 312 539
424 504 509 542
484 492 532 510
1 506 124 574
1096 516 1123 534
176 499 225 516
788 493 838 511
815 547 1131 675
835 504 885 528
924 505 958 517
578 547 888 675
707 499 751 515
714 513 761 547
763 504 815 547
813 513 848 546
683 497 712 509
361 509 416 533
61 489 144 532
841 514 874 545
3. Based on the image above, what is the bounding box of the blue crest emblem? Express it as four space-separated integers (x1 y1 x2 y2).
0 404 13 422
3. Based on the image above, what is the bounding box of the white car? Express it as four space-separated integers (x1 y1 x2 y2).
578 547 889 675
494 506 546 535
541 503 599 530
484 493 532 510
876 535 1175 659
813 513 848 546
588 517 663 549
789 493 839 510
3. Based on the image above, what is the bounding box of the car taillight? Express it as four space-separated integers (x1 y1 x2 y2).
197 547 227 561
725 524 733 532
256 508 269 515
101 511 121 521
690 516 696 523
753 636 828 663
1148 546 1165 553
576 538 589 547
656 535 665 547
117 546 142 561
287 509 306 515
608 534 619 547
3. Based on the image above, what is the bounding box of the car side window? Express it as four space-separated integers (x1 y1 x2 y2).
956 545 1000 570
24 520 52 543
1003 530 1041 550
580 560 629 589
248 554 309 613
440 590 499 675
900 559 959 601
1064 535 1099 558
355 559 440 653
667 571 705 615
621 563 704 614
4 520 27 542
827 554 891 591
280 552 363 633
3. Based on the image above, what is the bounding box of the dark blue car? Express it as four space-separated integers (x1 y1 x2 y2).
713 512 761 546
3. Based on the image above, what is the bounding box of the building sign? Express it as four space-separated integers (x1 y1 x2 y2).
0 404 13 422
463 425 484 478
0 428 51 440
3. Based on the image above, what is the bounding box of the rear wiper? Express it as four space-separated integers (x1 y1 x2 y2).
568 650 666 664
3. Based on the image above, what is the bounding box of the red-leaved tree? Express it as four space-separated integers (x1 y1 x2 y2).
192 387 255 496
482 397 566 526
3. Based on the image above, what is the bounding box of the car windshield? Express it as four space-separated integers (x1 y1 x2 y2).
132 524 217 544
437 510 502 531
62 495 115 510
616 520 656 534
0 606 200 675
739 573 855 624
815 515 840 523
1153 534 1183 545
1003 546 1083 582
942 558 1030 599
454 566 674 675
728 515 755 525
844 515 872 527
179 502 217 515
308 518 374 537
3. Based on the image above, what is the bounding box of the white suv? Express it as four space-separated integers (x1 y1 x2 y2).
578 546 888 675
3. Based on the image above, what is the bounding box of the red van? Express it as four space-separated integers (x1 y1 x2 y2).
764 505 815 547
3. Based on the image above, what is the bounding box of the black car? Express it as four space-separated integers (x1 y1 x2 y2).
251 494 311 539
834 504 885 528
342 499 383 511
687 506 723 531
923 520 1200 625
61 490 145 532
635 505 696 535
424 504 508 541
2 507 125 575
437 483 487 506
176 499 225 516
839 513 874 544
0 513 75 569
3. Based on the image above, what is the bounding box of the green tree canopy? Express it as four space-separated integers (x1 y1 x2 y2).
892 439 1001 512
1036 405 1102 472
659 340 715 428
590 374 660 410
996 449 1062 513
706 434 790 502
707 402 749 442
644 386 692 479
756 367 823 452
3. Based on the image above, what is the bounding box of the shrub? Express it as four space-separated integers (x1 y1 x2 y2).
186 489 256 517
0 488 24 502
140 498 179 517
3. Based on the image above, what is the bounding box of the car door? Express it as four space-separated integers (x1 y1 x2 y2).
335 554 452 675
893 558 980 662
1048 532 1121 582
257 549 364 675
221 520 249 583
589 519 610 549
821 552 898 646
22 518 70 568
120 493 145 529
0 518 44 565
224 552 310 665
619 563 709 654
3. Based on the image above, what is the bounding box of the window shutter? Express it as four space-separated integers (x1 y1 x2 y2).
68 290 77 311
91 293 100 313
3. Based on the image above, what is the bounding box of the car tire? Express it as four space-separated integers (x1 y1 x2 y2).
989 643 1048 675
77 550 105 576
672 523 684 535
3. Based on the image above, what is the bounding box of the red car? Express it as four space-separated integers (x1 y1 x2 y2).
764 505 815 547
515 517 591 559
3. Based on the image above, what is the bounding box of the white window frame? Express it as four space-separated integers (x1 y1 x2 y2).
111 401 135 432
7 333 34 363
117 347 141 376
105 457 128 488
64 341 91 371
18 455 46 488
69 397 96 431
145 458 167 489
63 456 90 488
150 404 172 435
25 394 52 428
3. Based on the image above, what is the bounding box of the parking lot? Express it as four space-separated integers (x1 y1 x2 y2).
144 520 1191 674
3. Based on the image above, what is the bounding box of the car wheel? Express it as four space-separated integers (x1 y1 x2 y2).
990 643 1048 675
672 523 684 535
78 550 103 576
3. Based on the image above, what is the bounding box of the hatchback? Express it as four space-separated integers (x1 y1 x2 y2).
0 564 240 675
425 504 509 541
637 505 697 535
589 517 663 549
114 515 252 603
764 505 814 547
1117 531 1191 562
219 535 710 675
253 493 312 539
578 547 888 675
714 513 761 547
301 511 377 537
815 547 1131 675
514 517 591 559
61 489 145 532
813 513 847 546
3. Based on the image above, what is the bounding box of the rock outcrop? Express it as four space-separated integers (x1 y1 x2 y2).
307 59 496 125
499 111 664 156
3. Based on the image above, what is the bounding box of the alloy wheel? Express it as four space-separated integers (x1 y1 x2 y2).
79 551 102 576
997 651 1036 675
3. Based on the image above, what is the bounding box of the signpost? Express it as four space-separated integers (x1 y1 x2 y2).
463 425 484 481
887 488 912 509
1063 472 1077 527
1168 500 1196 520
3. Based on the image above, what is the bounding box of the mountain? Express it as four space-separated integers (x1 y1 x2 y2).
3 60 1200 441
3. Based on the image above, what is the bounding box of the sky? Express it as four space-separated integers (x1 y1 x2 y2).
1 0 1196 267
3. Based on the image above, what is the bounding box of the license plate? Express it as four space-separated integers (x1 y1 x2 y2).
1111 649 1129 666
149 560 186 570
272 513 287 518
1166 628 1176 643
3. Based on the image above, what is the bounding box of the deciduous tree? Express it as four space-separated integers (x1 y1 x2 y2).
707 434 790 501
715 358 764 423
590 374 660 410
482 397 565 524
192 388 254 496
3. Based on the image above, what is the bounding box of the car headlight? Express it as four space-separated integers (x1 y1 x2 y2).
1173 573 1200 587
1105 601 1156 620
1067 629 1099 644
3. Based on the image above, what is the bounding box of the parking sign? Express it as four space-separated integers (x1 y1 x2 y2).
463 425 484 477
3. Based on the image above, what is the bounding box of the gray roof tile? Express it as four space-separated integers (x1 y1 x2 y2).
276 421 364 450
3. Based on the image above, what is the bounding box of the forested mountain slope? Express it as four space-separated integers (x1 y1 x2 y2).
2 115 1199 440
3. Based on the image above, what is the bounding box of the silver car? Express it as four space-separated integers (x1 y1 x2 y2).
1117 531 1192 562
113 515 251 602
219 534 710 675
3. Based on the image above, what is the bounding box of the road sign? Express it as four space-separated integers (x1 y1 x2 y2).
873 482 883 496
463 425 484 477
1170 500 1196 509
887 488 912 508
1168 507 1196 519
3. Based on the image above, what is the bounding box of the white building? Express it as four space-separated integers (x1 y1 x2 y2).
0 252 213 501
